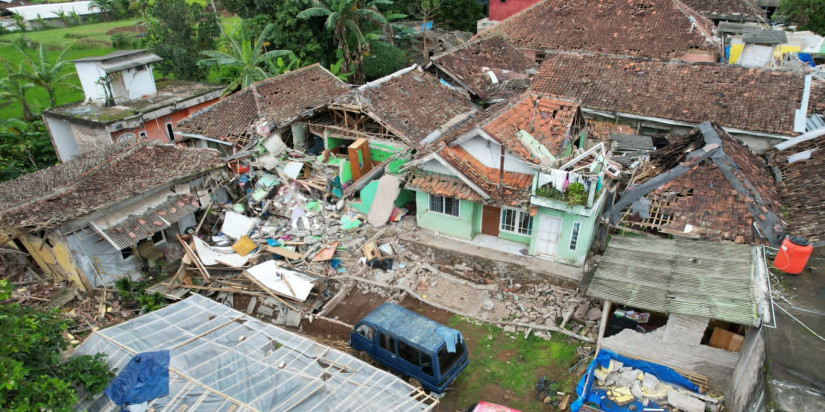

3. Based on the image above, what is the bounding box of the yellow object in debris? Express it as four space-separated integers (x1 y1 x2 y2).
232 236 257 256
607 386 634 406
642 383 670 401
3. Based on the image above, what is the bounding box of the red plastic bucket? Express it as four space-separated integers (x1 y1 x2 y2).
773 236 813 275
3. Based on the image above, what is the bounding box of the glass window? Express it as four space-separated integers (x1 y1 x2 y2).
422 354 434 376
428 195 460 217
355 324 374 339
397 340 420 366
569 222 581 250
379 333 395 354
437 341 465 377
500 208 533 235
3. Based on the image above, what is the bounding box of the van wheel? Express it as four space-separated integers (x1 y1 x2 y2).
357 351 374 364
408 377 423 389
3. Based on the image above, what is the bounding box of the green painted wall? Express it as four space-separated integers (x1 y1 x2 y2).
499 227 531 245
527 194 606 266
414 191 479 239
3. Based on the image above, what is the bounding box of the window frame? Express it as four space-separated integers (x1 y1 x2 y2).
569 221 581 251
428 194 460 217
500 208 533 236
165 122 175 142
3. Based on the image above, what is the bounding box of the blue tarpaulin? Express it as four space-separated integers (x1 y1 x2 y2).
104 351 170 407
435 326 462 353
798 53 816 67
571 349 699 412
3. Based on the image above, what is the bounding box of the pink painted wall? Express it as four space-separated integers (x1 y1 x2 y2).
489 0 539 21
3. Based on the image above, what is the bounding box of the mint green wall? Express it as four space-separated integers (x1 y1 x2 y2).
414 191 479 239
527 193 607 266
499 224 531 245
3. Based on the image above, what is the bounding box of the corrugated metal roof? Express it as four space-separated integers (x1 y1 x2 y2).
586 236 760 325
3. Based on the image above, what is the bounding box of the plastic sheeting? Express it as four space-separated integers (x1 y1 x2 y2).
571 349 699 412
73 294 437 412
435 326 462 353
104 351 170 407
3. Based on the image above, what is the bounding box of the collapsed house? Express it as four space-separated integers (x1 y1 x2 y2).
723 25 823 69
767 128 825 243
606 122 784 246
406 92 618 266
586 236 772 412
0 140 224 290
427 35 537 103
680 0 766 23
73 294 438 411
477 0 719 63
43 50 223 162
530 52 812 152
175 64 351 155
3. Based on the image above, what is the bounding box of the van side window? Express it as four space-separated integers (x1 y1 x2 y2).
355 324 374 339
379 333 395 353
422 354 434 377
397 340 420 366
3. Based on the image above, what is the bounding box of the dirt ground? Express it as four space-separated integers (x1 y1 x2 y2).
279 287 579 412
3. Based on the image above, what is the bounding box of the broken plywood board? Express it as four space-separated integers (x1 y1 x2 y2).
220 211 258 240
367 174 401 227
312 241 339 262
192 237 252 267
264 246 302 261
245 260 315 302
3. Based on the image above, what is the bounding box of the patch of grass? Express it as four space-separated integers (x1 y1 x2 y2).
442 315 581 411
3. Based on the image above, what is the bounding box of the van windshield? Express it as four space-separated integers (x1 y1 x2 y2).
437 341 465 376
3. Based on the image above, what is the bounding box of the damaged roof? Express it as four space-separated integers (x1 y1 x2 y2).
429 35 537 101
767 130 825 242
0 141 221 229
176 64 350 146
439 145 534 206
606 122 784 245
74 294 438 411
532 52 807 136
333 66 475 146
587 236 767 326
680 0 766 21
478 0 717 60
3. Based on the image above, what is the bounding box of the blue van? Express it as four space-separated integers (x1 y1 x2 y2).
350 303 469 394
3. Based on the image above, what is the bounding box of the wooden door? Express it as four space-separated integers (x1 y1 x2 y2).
481 205 501 236
536 214 562 257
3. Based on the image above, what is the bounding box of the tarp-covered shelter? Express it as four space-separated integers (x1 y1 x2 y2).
73 294 438 411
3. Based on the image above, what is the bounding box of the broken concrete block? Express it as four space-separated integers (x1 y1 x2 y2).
631 381 644 400
606 359 623 372
643 372 660 390
586 307 602 321
593 368 608 384
667 388 706 412
366 175 401 227
574 303 590 320
606 387 634 406
246 297 257 314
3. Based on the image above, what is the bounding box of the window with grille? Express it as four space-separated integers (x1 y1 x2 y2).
500 208 533 236
429 194 460 217
569 222 581 250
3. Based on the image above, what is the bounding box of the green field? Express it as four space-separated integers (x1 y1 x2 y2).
0 15 240 120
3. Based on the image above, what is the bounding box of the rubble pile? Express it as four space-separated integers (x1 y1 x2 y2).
592 360 723 412
499 283 602 340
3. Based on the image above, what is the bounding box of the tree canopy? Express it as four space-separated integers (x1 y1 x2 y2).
776 0 825 35
145 0 220 81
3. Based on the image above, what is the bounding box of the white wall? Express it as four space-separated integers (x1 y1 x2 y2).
44 114 80 162
120 65 157 101
419 158 453 175
75 62 108 103
65 229 140 288
460 135 536 174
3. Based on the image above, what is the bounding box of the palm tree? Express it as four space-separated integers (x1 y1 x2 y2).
0 62 37 121
297 0 392 84
12 45 80 109
198 22 296 94
68 10 81 26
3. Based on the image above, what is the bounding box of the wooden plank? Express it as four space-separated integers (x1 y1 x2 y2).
708 327 744 352
362 241 380 260
265 246 302 261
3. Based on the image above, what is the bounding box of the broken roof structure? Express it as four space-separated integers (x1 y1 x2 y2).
328 65 476 147
767 128 825 243
428 35 537 101
176 64 350 148
73 294 438 411
477 0 717 60
587 236 770 326
606 122 784 246
531 52 808 138
0 140 221 232
680 0 766 22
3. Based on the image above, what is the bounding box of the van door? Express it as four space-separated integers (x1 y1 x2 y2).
374 331 398 369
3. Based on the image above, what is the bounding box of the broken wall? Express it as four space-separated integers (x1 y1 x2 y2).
64 227 141 288
729 326 767 412
601 314 741 396
19 231 90 290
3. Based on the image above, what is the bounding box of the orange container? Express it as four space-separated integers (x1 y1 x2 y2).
773 236 813 275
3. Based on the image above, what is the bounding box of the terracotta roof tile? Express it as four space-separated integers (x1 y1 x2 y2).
532 52 806 135
681 0 766 21
483 93 579 163
336 68 475 146
768 134 825 242
479 0 717 60
177 64 349 145
439 146 534 206
0 142 221 229
406 170 484 202
430 36 537 100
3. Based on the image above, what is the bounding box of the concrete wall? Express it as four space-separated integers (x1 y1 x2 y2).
601 314 742 396
44 114 80 162
489 0 539 21
414 190 480 239
71 121 111 154
113 97 219 144
65 228 140 288
461 135 535 175
120 65 157 101
730 327 767 412
528 191 606 265
75 61 108 103
18 231 90 290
